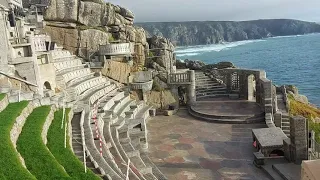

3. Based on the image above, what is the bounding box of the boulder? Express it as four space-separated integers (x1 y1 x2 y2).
185 59 206 70
145 90 177 109
44 0 78 22
203 61 236 70
285 85 299 94
78 29 111 58
101 61 131 83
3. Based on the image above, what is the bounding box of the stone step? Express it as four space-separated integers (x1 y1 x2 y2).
261 164 284 180
196 91 228 96
281 126 290 131
196 87 227 93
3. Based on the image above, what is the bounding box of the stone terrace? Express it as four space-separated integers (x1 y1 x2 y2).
146 109 270 180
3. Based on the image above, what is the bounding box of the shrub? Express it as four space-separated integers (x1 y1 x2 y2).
152 80 164 92
17 106 70 179
47 109 100 180
0 101 36 179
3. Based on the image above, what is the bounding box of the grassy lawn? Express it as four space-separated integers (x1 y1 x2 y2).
17 106 71 179
47 109 100 180
0 93 6 101
0 101 36 180
289 95 320 142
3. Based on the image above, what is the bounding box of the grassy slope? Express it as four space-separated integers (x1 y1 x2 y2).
0 101 36 180
47 109 100 180
17 106 71 179
289 95 320 142
0 93 5 101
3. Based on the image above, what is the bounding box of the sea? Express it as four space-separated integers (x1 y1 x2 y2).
175 33 320 107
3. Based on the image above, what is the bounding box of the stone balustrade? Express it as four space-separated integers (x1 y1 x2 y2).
168 71 193 84
30 34 50 52
99 43 133 55
130 80 153 92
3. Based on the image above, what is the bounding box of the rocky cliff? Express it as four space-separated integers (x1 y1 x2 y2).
44 0 147 67
136 19 320 46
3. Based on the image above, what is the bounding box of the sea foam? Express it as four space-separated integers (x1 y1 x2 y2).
175 39 265 57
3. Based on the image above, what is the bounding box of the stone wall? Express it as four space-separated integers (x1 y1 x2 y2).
290 116 308 164
10 102 34 168
41 106 55 145
0 94 9 112
145 90 178 110
101 60 131 83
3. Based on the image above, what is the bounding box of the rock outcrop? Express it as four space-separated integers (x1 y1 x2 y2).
136 19 320 46
147 36 175 72
44 0 148 67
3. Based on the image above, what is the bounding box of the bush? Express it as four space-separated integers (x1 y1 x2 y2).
289 96 320 142
0 101 35 180
47 109 100 180
152 80 164 92
17 106 70 179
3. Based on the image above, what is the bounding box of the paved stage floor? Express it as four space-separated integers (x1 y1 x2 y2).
146 109 270 180
191 100 263 117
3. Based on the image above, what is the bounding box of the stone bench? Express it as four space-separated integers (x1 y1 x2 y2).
83 111 122 179
56 65 86 75
105 95 131 117
62 68 91 84
75 77 107 96
89 84 117 105
67 73 95 88
101 91 125 111
54 59 82 71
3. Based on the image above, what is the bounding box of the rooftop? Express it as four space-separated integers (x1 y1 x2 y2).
252 127 288 148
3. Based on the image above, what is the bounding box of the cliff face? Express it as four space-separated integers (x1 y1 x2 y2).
44 0 147 67
136 19 320 46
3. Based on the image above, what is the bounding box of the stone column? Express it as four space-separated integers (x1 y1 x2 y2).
226 73 232 94
274 112 282 128
0 11 9 73
187 70 196 105
290 116 308 164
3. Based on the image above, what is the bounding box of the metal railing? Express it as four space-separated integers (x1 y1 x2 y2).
309 131 320 160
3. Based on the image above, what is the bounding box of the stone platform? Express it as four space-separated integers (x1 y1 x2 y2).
189 100 265 124
147 109 269 179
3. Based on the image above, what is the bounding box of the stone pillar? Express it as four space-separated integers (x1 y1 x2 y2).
283 138 292 161
239 73 247 99
274 112 282 128
187 70 196 105
226 73 232 94
0 11 9 73
290 116 308 164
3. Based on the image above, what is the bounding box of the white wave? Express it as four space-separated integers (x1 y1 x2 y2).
176 52 200 57
175 39 265 56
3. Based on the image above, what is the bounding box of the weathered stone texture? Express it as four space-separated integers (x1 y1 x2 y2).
146 90 178 109
79 29 111 58
0 94 8 112
44 0 79 22
44 25 78 54
101 60 130 83
290 116 308 164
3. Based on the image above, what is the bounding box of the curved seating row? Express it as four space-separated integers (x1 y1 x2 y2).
62 68 91 84
51 50 75 62
54 59 83 71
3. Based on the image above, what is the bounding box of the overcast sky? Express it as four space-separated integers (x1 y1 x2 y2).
108 0 320 22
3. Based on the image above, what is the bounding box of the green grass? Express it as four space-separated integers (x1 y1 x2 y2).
17 106 71 179
0 101 36 180
288 95 320 142
0 93 6 101
47 109 100 180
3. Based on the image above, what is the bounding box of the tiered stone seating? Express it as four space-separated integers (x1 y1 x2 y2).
66 77 110 102
54 59 83 73
51 49 76 62
62 68 91 84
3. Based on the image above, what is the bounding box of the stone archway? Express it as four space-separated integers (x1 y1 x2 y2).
43 81 52 90
247 74 256 101
270 149 284 157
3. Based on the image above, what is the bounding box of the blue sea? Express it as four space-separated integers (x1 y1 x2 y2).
175 33 320 106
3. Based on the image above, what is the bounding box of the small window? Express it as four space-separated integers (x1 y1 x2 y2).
90 10 93 14
10 32 14 37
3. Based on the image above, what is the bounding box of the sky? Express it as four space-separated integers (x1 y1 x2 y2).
108 0 320 23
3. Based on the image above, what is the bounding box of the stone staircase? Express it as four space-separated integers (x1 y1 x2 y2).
195 71 228 99
276 93 290 137
261 158 300 180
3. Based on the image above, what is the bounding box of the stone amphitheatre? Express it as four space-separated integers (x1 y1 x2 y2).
0 0 319 180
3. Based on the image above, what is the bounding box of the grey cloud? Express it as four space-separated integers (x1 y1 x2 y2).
108 0 320 22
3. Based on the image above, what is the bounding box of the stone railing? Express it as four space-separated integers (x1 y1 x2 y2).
130 80 153 92
99 43 133 55
167 70 195 84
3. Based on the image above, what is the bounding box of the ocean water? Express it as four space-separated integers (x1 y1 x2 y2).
175 33 320 106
